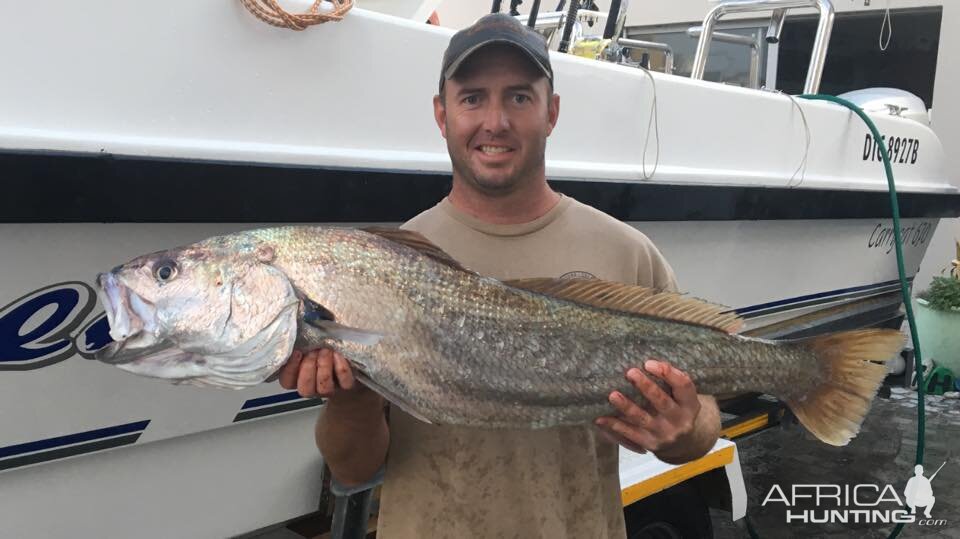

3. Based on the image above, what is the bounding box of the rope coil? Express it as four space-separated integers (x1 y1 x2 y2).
879 0 893 51
240 0 353 30
637 66 661 180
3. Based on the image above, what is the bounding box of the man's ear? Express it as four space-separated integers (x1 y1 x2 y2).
546 93 560 136
433 94 447 138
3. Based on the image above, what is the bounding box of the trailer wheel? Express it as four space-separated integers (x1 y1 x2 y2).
623 480 713 539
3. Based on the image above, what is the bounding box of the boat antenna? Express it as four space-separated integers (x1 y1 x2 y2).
558 0 581 52
602 0 622 39
491 0 503 14
527 0 542 28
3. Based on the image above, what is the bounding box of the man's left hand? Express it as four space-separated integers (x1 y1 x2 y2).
595 359 719 464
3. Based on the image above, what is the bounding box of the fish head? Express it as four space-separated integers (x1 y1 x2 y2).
96 244 224 351
94 236 299 387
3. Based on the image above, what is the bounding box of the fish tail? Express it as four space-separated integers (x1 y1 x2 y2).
785 329 904 446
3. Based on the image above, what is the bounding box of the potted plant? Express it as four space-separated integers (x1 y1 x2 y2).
913 240 960 376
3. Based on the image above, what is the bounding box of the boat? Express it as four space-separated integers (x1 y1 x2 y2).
1 0 957 536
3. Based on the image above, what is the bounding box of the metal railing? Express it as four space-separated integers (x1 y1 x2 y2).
616 38 674 74
686 27 761 88
517 10 607 31
513 3 675 75
514 9 605 49
690 0 835 94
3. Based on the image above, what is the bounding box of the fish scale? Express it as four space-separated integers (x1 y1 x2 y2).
96 225 904 446
260 228 857 426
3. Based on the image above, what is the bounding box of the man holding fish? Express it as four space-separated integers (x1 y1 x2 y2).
280 14 721 538
94 12 898 538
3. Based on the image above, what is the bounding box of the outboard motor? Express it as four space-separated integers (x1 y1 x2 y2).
838 88 931 125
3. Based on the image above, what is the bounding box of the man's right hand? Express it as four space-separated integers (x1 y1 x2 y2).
279 348 364 398
286 348 389 486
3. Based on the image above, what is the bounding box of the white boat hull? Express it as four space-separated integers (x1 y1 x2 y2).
0 1 957 536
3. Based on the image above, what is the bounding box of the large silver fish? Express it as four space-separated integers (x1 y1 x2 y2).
95 226 904 446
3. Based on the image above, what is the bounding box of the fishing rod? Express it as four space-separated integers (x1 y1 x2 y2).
602 0 622 39
557 0 581 53
527 0 542 28
491 0 503 14
928 460 947 482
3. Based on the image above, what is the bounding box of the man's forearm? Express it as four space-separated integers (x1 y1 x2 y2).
655 395 721 464
315 390 389 487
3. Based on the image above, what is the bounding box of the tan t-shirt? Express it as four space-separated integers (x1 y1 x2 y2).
376 195 678 539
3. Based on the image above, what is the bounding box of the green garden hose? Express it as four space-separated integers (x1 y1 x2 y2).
798 93 926 539
741 93 927 539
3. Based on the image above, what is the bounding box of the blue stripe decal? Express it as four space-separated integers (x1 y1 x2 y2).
241 391 302 410
734 278 913 316
0 420 150 459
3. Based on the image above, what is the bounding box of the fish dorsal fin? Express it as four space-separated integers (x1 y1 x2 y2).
360 227 473 273
504 278 744 334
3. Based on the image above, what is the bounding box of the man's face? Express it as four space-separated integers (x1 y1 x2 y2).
434 44 559 196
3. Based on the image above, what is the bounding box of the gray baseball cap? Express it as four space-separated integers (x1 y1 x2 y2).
440 13 553 91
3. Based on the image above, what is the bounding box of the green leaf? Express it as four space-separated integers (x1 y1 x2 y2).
918 276 960 312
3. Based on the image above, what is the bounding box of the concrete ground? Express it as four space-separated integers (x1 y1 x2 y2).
711 387 960 538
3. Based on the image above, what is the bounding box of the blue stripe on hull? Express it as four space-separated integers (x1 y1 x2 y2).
241 391 302 410
0 420 150 459
735 278 912 317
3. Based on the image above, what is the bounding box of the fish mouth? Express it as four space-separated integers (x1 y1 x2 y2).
94 272 160 364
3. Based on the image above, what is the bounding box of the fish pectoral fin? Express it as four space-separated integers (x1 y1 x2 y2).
504 277 743 334
299 296 384 346
354 371 434 425
303 314 384 346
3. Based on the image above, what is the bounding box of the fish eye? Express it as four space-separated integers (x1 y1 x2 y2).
154 261 178 283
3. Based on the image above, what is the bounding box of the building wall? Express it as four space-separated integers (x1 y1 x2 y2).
433 0 959 288
917 2 960 289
